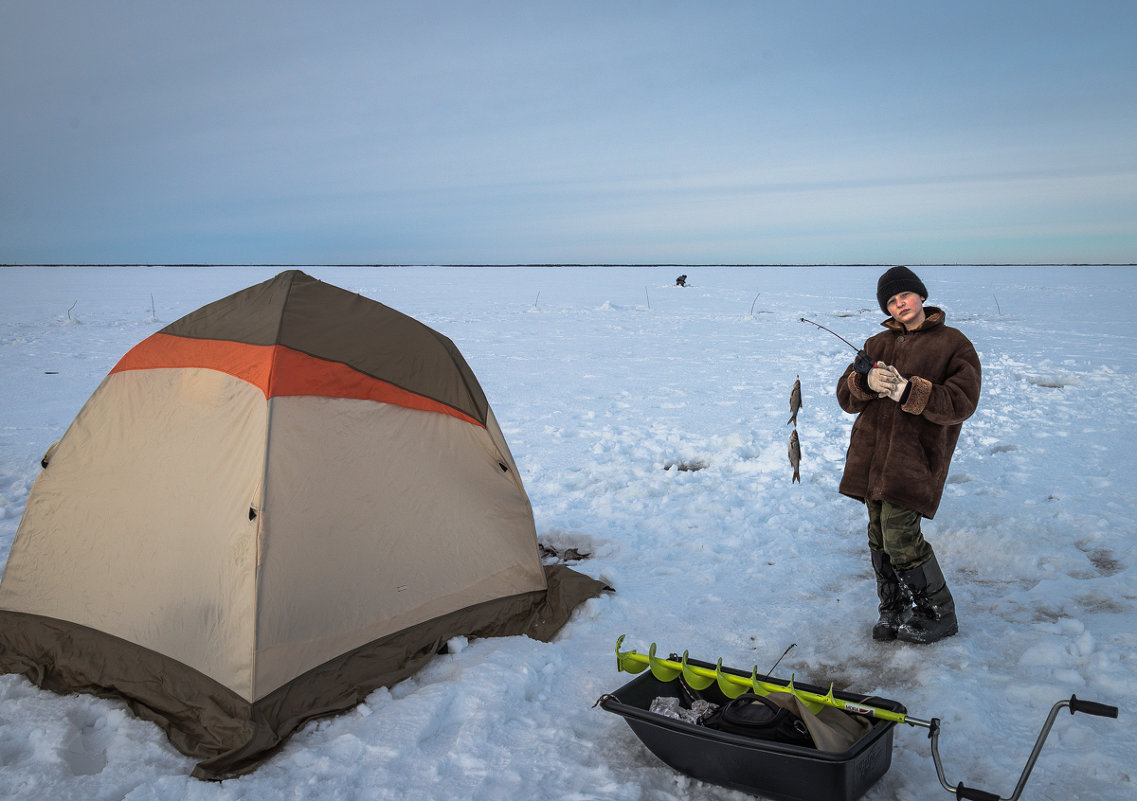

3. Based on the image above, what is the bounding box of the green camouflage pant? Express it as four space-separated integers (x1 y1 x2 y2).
865 500 933 571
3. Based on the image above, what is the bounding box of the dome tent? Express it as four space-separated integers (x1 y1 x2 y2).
0 270 605 779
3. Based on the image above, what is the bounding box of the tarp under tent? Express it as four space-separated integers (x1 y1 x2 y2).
0 270 607 779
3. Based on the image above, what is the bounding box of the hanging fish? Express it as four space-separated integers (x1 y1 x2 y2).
787 375 802 426
788 429 801 484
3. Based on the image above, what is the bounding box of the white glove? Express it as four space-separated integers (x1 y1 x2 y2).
866 364 898 396
885 365 909 402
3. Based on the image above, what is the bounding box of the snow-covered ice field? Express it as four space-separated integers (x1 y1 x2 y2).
1 264 1133 800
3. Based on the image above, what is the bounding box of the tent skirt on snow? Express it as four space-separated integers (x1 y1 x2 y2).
0 565 606 780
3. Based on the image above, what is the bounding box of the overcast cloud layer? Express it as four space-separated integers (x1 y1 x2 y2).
2 1 1136 265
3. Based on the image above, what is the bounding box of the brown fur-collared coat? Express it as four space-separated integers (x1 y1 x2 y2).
836 307 981 519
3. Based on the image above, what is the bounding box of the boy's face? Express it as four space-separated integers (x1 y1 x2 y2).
887 291 926 330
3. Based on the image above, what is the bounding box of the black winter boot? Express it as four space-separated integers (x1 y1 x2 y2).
870 549 909 641
895 553 958 644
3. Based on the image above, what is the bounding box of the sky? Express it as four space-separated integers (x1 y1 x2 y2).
2 1 1136 266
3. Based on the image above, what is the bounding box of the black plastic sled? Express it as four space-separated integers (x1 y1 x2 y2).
599 658 904 801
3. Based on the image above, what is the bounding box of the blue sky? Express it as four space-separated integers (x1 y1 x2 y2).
3 1 1135 265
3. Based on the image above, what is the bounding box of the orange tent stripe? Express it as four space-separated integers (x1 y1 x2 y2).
111 333 483 427
265 346 483 426
113 333 275 388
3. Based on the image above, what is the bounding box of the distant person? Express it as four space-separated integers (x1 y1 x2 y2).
836 267 981 644
675 274 687 287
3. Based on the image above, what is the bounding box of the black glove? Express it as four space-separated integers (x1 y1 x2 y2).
853 349 874 375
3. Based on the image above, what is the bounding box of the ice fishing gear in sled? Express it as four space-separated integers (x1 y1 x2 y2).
597 637 1119 801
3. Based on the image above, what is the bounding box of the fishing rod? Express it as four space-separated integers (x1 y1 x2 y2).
799 317 875 373
799 317 861 352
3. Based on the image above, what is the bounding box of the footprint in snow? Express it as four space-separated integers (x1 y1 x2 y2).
58 708 110 776
1077 545 1125 577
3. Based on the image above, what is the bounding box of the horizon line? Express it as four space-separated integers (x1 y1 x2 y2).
5 262 1136 269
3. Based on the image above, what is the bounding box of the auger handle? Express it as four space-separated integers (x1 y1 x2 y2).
930 696 1120 801
1068 694 1118 718
954 784 1000 801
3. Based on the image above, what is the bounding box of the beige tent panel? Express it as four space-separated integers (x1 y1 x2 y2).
0 368 268 697
251 396 547 698
0 375 549 704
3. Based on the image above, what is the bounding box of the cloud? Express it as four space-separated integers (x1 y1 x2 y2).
3 2 1136 264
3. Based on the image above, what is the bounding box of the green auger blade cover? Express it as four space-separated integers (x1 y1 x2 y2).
615 636 910 722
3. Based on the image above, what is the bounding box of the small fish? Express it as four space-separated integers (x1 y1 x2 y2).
788 429 801 484
787 376 802 425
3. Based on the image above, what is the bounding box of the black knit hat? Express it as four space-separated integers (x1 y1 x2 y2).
876 266 927 314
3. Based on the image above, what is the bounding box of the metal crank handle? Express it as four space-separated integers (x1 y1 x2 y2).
1068 694 1118 719
931 696 1120 801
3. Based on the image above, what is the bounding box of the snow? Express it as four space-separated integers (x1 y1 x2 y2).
1 264 1133 800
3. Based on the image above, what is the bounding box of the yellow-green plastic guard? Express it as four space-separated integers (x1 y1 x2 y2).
786 675 825 715
647 642 681 682
614 635 648 674
715 659 756 699
681 651 716 691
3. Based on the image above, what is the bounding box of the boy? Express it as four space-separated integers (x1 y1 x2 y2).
836 267 981 644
